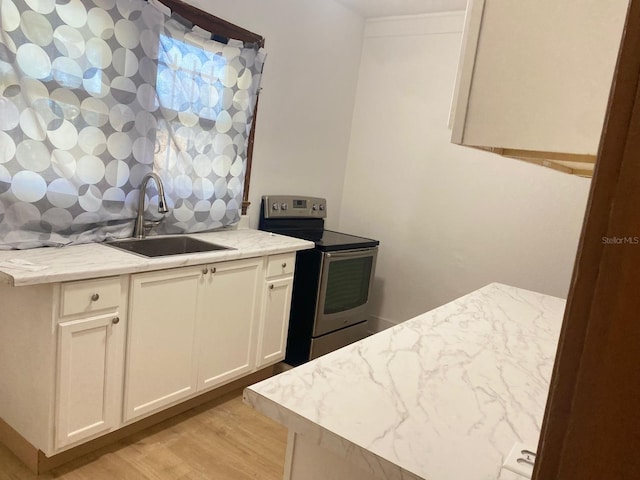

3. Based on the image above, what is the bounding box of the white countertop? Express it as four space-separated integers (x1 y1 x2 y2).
244 283 565 480
0 229 314 287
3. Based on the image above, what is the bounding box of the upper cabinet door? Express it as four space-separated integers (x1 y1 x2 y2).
450 0 629 176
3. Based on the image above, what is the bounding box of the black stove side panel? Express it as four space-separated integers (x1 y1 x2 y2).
285 248 322 366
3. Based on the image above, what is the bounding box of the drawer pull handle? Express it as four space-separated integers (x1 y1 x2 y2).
112 316 120 325
91 293 100 302
212 267 216 274
269 284 274 290
202 267 209 274
282 262 287 268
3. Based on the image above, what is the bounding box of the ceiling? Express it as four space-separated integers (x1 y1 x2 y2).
334 0 467 18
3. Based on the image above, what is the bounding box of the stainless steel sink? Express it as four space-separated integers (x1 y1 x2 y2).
106 236 233 257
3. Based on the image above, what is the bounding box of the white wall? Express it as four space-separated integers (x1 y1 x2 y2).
338 13 592 329
183 0 365 230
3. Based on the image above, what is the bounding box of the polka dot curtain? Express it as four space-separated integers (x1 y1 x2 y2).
0 0 265 249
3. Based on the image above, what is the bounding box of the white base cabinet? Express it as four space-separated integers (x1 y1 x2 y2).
197 258 263 391
257 254 295 368
55 314 123 449
54 277 128 450
124 257 264 422
0 251 298 459
124 267 201 422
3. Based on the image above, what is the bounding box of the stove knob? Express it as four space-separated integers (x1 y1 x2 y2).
312 204 318 211
272 203 280 211
281 202 288 211
319 204 325 211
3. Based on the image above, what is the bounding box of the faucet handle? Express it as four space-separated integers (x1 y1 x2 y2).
143 217 165 234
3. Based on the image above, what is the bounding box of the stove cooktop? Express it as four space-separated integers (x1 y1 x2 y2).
315 230 379 252
258 196 379 252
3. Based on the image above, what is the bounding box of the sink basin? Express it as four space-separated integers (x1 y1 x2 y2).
106 236 233 257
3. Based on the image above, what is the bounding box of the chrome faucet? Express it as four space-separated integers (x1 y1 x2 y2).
133 172 170 239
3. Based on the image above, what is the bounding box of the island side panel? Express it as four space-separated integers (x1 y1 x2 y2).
285 431 422 480
0 282 57 454
243 388 415 480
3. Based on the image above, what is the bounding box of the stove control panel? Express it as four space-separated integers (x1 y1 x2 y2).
262 195 327 219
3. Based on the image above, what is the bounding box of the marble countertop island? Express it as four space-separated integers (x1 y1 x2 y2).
244 283 565 480
0 229 314 286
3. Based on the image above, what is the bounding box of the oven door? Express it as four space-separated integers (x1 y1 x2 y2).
313 247 378 337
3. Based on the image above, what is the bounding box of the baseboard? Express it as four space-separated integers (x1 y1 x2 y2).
0 416 39 472
1 366 275 474
367 315 397 334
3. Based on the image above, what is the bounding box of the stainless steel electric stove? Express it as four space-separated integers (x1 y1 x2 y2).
259 195 379 365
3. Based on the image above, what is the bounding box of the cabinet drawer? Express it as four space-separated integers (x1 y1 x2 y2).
266 253 295 278
60 278 121 317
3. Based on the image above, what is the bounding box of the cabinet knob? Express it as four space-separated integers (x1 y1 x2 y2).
112 316 120 325
269 284 274 290
91 293 100 302
282 262 287 268
202 267 209 274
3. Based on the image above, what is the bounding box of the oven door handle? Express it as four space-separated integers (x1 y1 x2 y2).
325 247 377 259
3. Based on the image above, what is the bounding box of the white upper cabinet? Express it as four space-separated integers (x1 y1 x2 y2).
450 0 629 176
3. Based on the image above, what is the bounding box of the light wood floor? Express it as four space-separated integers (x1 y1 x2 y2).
0 391 287 479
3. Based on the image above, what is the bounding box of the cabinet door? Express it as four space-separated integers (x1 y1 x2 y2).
197 258 262 391
257 277 294 368
125 267 201 421
451 0 627 173
56 313 122 449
